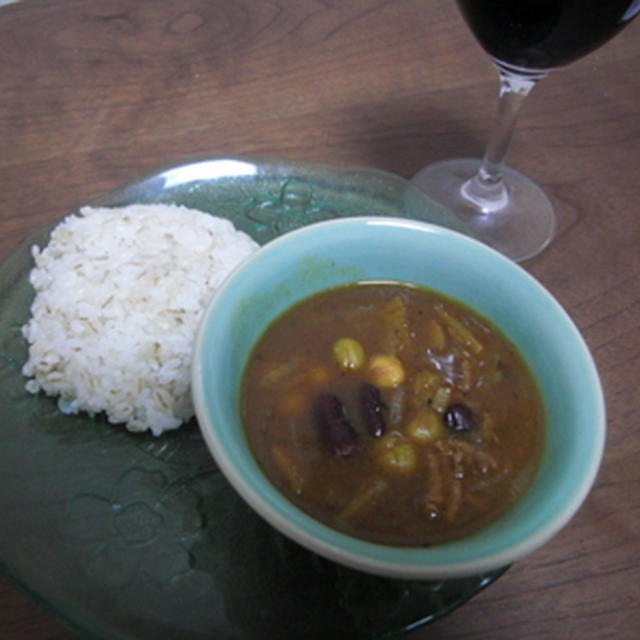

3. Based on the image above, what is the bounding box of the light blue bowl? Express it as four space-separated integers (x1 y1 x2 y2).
192 217 605 580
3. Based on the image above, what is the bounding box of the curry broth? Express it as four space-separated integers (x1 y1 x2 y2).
240 282 545 546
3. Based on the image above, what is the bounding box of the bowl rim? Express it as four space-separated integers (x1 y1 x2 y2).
192 216 606 579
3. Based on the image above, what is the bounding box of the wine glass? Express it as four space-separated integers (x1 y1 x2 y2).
412 0 639 262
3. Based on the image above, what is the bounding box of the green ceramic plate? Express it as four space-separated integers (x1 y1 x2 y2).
0 156 504 640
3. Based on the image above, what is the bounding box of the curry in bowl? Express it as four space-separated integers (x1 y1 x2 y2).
241 281 545 546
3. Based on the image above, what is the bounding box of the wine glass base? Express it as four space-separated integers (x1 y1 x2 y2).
411 159 556 262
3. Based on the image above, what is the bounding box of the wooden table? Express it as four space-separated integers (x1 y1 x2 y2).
1 1 638 638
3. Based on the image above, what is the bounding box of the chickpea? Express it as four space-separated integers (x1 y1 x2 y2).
406 408 444 444
376 434 417 473
379 443 417 473
367 354 405 388
332 338 365 371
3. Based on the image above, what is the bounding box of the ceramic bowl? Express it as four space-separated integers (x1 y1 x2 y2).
192 217 605 580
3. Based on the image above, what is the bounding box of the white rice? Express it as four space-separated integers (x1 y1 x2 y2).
21 203 258 436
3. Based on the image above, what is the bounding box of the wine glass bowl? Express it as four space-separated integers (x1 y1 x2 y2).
412 0 640 262
456 0 638 73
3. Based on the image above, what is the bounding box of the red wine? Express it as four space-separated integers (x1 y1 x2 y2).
456 0 639 71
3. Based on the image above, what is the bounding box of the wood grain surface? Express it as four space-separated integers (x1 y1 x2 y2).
1 1 639 639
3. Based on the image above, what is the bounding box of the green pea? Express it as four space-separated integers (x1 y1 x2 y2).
406 408 444 444
332 337 365 371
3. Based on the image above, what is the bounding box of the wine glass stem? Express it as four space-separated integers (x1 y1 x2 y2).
462 67 547 213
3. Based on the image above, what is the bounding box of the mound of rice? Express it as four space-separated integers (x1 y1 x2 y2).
21 203 258 436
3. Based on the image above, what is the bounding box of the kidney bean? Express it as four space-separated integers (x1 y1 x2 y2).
443 403 475 432
315 393 358 457
359 382 386 437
